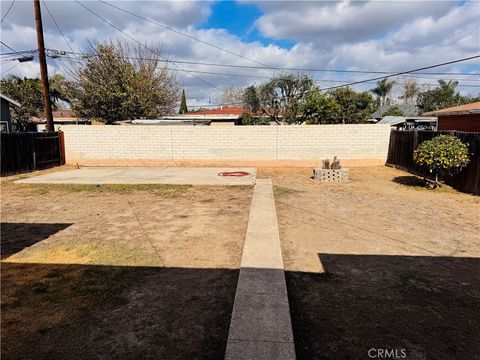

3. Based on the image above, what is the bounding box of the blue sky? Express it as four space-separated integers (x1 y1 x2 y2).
200 1 295 48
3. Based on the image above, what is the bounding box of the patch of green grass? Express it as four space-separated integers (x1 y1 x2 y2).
274 186 299 196
4 240 163 268
24 183 191 197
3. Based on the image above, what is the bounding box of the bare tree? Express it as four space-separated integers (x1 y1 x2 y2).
220 85 244 106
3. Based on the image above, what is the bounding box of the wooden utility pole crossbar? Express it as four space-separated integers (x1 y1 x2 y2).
33 0 54 132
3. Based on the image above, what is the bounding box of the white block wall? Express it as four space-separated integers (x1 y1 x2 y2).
61 124 391 162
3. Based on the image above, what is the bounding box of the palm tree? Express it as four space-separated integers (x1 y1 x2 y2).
438 79 459 96
371 78 395 106
400 80 420 104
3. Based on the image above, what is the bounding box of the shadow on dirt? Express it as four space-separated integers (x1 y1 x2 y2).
1 222 72 259
392 175 428 189
1 262 238 360
287 253 480 360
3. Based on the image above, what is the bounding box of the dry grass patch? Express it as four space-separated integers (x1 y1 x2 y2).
1 181 253 359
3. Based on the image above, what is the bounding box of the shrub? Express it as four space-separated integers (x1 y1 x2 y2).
413 135 470 187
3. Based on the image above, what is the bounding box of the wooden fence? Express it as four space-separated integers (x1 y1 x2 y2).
387 130 480 195
1 132 65 177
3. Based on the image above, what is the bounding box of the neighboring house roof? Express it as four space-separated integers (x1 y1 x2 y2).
130 113 240 125
377 116 406 125
0 93 21 107
423 102 480 116
372 104 419 118
52 109 78 120
191 107 244 116
377 116 437 125
131 119 211 126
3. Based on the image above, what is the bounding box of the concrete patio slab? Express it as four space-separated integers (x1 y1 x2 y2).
225 179 295 359
15 167 257 186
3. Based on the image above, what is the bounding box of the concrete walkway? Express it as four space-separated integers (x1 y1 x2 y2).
15 167 256 186
225 179 296 360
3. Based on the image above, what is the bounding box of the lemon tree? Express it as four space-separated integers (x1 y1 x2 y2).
413 135 470 187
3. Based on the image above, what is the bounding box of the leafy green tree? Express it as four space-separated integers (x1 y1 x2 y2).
0 77 43 131
300 89 341 124
371 78 395 106
69 41 178 123
416 79 471 113
0 74 70 131
383 106 405 116
242 85 260 114
179 89 188 114
242 73 313 124
275 73 313 123
413 135 470 187
243 82 280 123
240 112 268 125
328 87 377 124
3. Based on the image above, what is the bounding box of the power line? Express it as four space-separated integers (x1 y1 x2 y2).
0 50 35 56
1 60 19 74
74 0 224 93
43 48 480 81
33 49 480 76
1 0 15 23
93 0 480 79
41 0 77 56
50 54 480 87
319 55 480 91
0 41 16 52
42 46 479 77
97 0 276 70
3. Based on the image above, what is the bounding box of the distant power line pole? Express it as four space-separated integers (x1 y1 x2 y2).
33 0 54 132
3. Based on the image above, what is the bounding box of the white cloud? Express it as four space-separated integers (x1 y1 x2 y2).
1 0 478 106
254 0 454 45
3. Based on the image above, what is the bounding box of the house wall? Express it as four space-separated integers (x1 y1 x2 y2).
61 124 392 166
437 114 480 132
1 98 12 124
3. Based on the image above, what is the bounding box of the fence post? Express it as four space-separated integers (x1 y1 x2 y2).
32 135 37 171
59 131 66 165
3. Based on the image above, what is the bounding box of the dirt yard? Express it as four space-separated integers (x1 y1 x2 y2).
261 166 480 360
1 173 253 359
2 165 479 359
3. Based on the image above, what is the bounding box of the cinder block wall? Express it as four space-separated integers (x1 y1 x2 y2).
61 124 391 165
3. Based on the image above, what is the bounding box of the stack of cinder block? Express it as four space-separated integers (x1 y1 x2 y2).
313 156 349 182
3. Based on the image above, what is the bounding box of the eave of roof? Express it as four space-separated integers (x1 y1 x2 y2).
0 93 21 107
423 102 480 116
191 107 244 116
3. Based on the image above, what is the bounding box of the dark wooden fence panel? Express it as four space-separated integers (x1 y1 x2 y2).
387 130 480 195
1 132 64 177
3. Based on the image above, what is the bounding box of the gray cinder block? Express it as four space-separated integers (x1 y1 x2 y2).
313 168 349 182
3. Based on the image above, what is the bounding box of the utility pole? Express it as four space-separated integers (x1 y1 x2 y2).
33 0 54 132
